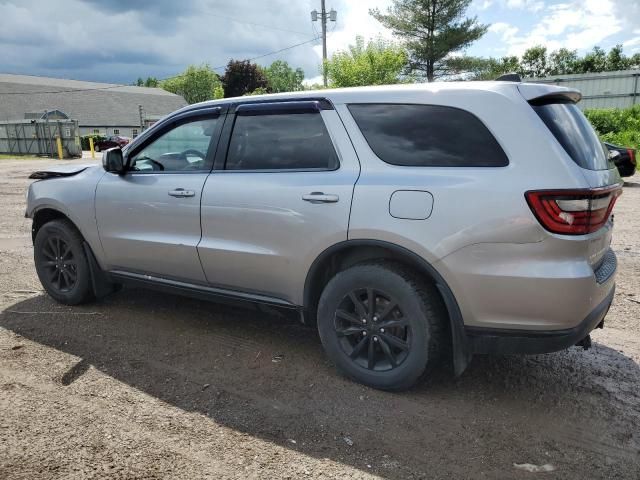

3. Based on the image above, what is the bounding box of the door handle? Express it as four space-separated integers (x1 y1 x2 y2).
168 188 195 198
302 192 339 203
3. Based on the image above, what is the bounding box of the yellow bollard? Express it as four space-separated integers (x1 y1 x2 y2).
56 136 64 160
89 137 95 159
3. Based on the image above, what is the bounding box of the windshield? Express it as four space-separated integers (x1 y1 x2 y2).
532 102 613 171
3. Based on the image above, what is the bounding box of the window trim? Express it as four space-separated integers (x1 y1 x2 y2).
229 97 333 114
215 104 341 173
236 100 328 116
124 107 225 175
347 102 510 168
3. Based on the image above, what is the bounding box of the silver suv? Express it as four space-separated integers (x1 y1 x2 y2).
26 81 621 390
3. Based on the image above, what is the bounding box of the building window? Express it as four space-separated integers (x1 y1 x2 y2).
132 128 139 139
113 129 120 135
64 127 71 137
93 129 100 134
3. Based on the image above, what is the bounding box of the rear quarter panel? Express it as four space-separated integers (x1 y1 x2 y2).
336 88 589 263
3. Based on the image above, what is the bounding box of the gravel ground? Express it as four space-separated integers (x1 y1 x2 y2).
0 157 639 479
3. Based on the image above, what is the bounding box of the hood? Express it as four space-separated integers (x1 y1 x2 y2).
29 163 97 180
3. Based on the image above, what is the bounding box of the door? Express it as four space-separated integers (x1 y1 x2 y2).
198 101 360 304
95 109 223 283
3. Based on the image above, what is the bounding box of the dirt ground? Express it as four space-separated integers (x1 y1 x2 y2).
0 157 638 479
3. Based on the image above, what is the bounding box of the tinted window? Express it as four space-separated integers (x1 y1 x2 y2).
226 113 338 170
130 117 217 172
348 104 508 167
532 102 612 171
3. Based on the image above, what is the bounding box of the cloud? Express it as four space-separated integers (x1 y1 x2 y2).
0 0 337 83
2 0 637 85
504 0 544 13
488 0 625 57
489 22 519 41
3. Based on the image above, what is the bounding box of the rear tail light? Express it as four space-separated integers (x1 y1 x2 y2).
628 149 636 166
525 186 622 235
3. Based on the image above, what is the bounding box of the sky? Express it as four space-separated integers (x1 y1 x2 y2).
1 0 639 85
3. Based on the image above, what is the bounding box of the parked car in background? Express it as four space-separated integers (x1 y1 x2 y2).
605 142 637 177
94 135 131 152
26 81 621 390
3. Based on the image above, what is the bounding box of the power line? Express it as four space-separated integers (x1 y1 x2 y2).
2 36 321 96
211 36 321 70
203 12 311 37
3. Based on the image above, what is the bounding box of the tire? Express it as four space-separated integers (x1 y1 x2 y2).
34 219 94 305
94 144 100 152
618 165 635 177
317 262 446 390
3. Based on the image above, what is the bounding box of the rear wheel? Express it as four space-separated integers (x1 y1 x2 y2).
34 219 93 305
317 262 446 390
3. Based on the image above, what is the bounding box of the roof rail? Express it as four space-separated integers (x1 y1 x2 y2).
495 73 521 82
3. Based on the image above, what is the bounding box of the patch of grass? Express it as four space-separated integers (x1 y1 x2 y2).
0 154 50 160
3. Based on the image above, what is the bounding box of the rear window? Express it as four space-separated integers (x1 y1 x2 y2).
348 104 508 167
532 102 612 171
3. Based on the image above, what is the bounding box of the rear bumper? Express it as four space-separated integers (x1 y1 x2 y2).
465 284 614 355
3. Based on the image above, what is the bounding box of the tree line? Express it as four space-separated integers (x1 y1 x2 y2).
131 0 640 103
133 60 304 104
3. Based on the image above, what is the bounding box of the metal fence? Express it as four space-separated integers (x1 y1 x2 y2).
0 119 82 158
528 69 640 110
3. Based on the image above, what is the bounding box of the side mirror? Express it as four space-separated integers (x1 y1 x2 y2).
102 147 125 174
608 150 621 161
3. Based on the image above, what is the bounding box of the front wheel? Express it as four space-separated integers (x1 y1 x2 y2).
317 262 447 390
34 219 94 305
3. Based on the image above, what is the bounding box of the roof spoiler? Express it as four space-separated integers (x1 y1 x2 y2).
495 73 521 82
517 84 582 105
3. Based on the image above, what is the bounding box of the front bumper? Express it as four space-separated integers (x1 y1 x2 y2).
465 284 614 355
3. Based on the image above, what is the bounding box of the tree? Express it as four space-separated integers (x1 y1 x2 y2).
548 48 578 75
134 76 160 87
606 44 629 71
520 45 548 78
575 46 607 73
160 65 223 104
370 0 488 82
144 77 159 87
264 60 305 93
324 36 410 87
452 55 519 80
221 60 269 98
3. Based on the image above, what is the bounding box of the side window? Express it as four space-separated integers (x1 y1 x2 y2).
225 112 338 170
348 104 509 167
130 117 218 172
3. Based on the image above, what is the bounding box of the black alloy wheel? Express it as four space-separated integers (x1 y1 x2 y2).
39 234 78 293
34 219 93 305
317 262 446 390
334 287 411 371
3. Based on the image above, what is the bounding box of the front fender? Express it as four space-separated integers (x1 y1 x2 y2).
27 166 107 267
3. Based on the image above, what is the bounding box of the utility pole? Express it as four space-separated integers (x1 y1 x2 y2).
311 2 337 87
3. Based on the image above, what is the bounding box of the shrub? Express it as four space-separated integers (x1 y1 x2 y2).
584 106 640 171
80 134 105 150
